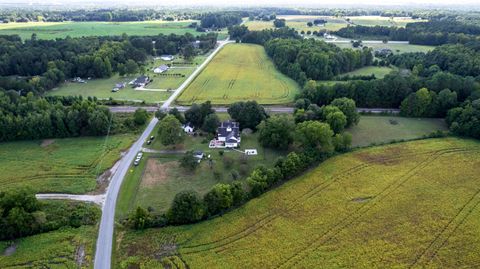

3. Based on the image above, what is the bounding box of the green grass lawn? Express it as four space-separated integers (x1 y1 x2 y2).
339 66 395 79
0 134 136 194
348 115 448 147
335 42 435 54
0 225 97 268
346 15 426 27
0 20 205 40
114 137 480 268
176 43 300 105
47 74 171 103
244 16 348 32
116 117 284 218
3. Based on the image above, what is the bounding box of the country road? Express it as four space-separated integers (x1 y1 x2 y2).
109 105 400 114
94 38 232 269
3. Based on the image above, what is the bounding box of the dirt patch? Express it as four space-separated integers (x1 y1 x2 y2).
40 139 55 148
355 146 410 165
154 243 178 259
142 159 176 188
75 244 85 267
3 243 16 256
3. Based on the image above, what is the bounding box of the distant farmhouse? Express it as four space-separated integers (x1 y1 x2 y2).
182 123 194 134
210 120 241 148
160 55 175 61
154 64 169 74
130 75 150 88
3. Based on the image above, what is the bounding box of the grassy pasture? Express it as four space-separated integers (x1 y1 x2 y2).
0 20 207 40
348 116 448 147
338 66 395 79
176 43 300 105
0 134 136 194
244 16 348 32
0 225 97 268
335 42 435 54
115 137 480 268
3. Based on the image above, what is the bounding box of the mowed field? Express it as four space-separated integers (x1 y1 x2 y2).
115 137 480 268
348 116 448 147
334 42 435 54
339 66 395 79
0 20 201 40
244 15 348 32
176 44 300 105
0 134 136 194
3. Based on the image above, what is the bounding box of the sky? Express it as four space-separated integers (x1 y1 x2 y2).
2 0 480 8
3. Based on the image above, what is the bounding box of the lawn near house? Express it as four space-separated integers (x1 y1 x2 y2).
176 43 301 105
338 66 395 79
334 42 435 54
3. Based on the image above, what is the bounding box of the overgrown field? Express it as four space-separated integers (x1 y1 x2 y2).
0 134 136 193
176 44 300 105
347 116 447 147
0 20 202 40
0 225 97 268
115 138 480 268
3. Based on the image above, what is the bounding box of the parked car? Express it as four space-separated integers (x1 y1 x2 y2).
150 136 155 140
134 160 139 166
146 140 151 145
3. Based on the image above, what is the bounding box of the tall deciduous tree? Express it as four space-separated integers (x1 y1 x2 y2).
158 115 184 146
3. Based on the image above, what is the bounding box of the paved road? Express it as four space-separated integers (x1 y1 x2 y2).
109 105 399 114
36 194 105 206
160 39 233 110
94 116 158 269
94 38 232 269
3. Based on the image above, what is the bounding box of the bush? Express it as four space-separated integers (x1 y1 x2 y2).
223 156 234 169
180 151 199 171
167 190 205 224
203 184 233 216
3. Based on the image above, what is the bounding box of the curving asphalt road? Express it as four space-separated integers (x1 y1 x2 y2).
94 38 232 269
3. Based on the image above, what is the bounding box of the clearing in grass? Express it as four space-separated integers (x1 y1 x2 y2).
338 66 395 79
0 134 136 194
347 115 447 147
176 43 300 105
115 137 480 268
334 42 435 54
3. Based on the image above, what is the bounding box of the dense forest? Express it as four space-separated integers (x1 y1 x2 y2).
0 93 145 142
263 38 373 85
334 19 480 45
199 13 243 28
0 32 217 94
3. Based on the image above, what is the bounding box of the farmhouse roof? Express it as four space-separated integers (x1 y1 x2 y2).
218 120 240 140
134 75 149 84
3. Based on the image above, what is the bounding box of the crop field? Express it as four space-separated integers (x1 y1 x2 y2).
176 44 300 105
0 225 97 268
0 134 136 194
335 42 435 54
0 20 202 40
116 132 283 218
338 66 395 79
47 74 171 103
348 116 448 147
115 137 480 268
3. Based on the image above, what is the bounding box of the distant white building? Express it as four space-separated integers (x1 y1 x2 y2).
323 33 336 40
154 64 169 74
160 55 174 61
217 121 241 148
182 123 194 134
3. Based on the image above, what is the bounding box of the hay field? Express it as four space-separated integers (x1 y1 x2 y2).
176 43 300 105
115 137 480 268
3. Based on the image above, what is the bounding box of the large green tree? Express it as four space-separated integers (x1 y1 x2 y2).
167 190 205 224
257 115 295 149
158 115 184 146
294 121 334 153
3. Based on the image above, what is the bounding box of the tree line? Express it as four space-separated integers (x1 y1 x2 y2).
0 189 100 240
334 19 480 45
0 92 145 142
